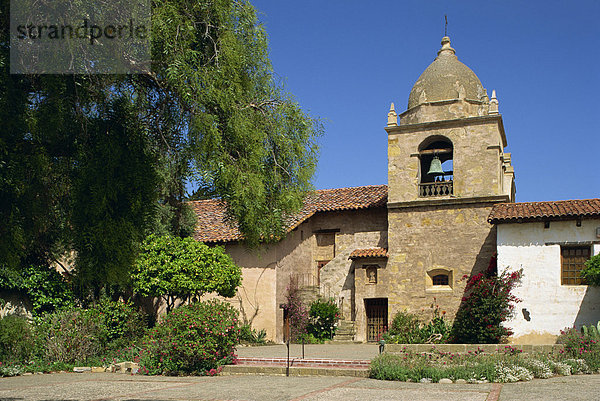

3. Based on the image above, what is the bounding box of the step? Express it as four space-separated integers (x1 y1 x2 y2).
222 364 369 377
235 357 370 370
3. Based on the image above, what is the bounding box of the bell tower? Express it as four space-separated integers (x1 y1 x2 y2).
383 36 515 322
386 36 515 205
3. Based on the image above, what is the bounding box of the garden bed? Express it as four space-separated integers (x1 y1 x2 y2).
371 342 599 384
385 344 564 355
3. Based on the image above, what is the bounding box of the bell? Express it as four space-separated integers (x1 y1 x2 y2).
427 156 444 176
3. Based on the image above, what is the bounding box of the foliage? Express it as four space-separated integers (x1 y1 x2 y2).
450 256 522 344
138 300 239 375
132 234 241 313
238 323 267 345
0 315 36 363
0 265 75 316
385 311 421 343
70 97 159 292
369 352 496 383
557 326 600 358
37 307 103 364
307 298 339 340
383 300 450 344
581 322 600 341
369 347 599 383
581 254 600 286
94 298 148 348
0 0 321 292
281 278 308 342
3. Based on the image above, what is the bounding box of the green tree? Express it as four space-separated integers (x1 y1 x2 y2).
132 234 241 313
0 0 320 294
581 254 600 286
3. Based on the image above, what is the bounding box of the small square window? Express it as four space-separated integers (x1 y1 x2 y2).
426 269 453 291
561 246 590 285
432 274 449 286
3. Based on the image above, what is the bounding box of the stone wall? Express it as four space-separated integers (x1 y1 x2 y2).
220 207 387 342
315 209 388 322
386 201 497 326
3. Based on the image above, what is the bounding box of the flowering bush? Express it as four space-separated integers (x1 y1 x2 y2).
138 300 239 375
558 327 600 356
450 255 522 343
495 362 533 382
281 278 308 342
519 358 553 378
307 298 339 340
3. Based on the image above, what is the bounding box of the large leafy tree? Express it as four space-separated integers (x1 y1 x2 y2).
0 0 320 294
132 234 241 313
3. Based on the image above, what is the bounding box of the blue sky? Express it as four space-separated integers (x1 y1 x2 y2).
251 0 600 202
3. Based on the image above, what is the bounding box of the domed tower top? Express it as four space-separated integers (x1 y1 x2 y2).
404 36 489 122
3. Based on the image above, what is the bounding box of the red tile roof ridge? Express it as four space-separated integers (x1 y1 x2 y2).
488 198 600 223
315 184 388 191
190 184 388 243
349 247 389 260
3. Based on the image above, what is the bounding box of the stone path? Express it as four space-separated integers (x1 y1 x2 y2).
1 372 600 400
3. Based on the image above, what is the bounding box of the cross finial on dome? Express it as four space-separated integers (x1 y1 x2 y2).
444 15 448 37
437 36 456 57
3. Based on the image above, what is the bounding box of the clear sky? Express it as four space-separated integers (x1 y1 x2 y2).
251 0 600 202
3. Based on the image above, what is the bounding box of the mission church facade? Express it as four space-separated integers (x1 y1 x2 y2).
192 36 600 343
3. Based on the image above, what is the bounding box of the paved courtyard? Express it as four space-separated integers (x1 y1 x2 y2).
1 372 600 401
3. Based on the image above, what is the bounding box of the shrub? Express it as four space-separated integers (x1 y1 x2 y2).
239 323 267 345
383 300 450 344
450 255 522 343
307 298 339 340
581 254 600 286
0 315 36 363
138 300 239 375
38 307 103 363
384 311 422 344
94 297 148 348
518 358 553 379
495 362 533 383
369 353 494 383
562 358 591 374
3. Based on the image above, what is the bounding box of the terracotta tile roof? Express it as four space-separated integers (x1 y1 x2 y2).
488 199 600 224
190 185 388 243
349 248 389 260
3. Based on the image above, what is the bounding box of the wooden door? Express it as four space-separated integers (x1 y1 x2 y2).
283 309 290 343
365 298 388 342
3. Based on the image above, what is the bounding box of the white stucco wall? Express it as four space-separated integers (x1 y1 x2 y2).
497 219 600 343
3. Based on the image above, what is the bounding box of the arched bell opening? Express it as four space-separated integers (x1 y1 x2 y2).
418 137 453 197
